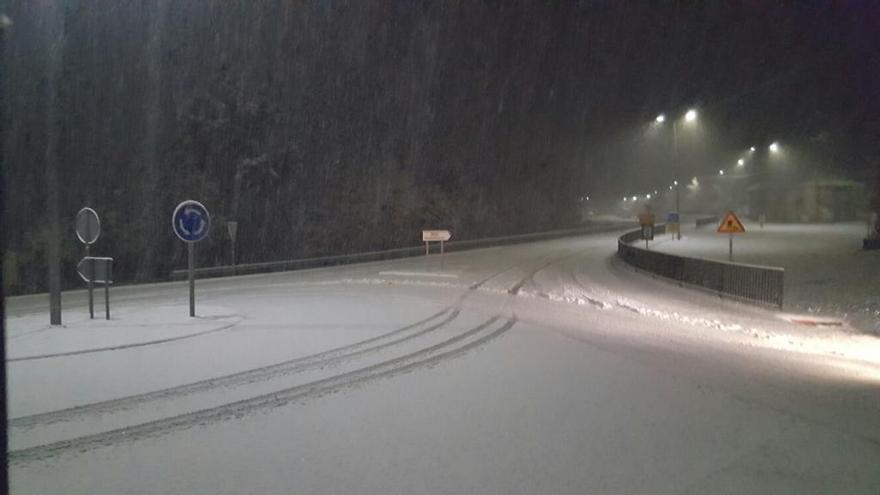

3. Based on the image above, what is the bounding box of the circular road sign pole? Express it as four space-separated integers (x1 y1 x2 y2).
76 207 101 318
172 200 211 317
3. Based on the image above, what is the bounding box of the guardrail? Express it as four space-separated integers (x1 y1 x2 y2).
695 216 719 228
617 227 784 308
172 222 635 281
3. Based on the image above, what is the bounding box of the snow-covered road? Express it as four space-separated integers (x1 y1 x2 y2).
7 229 880 494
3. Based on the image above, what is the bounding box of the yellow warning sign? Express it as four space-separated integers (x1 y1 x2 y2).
717 211 746 233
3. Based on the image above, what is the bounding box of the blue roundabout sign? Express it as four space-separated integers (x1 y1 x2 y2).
172 200 211 243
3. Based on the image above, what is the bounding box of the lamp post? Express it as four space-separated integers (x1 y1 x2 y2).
656 109 697 240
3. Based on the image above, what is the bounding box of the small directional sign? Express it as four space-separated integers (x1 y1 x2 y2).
422 230 452 242
717 211 746 234
76 257 113 284
172 200 211 243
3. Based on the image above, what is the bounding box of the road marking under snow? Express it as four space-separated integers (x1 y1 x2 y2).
378 271 459 279
778 314 844 327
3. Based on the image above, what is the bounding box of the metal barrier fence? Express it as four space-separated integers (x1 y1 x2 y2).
695 216 719 228
617 227 784 308
172 222 634 281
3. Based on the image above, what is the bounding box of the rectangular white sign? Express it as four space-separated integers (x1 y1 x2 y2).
422 230 452 242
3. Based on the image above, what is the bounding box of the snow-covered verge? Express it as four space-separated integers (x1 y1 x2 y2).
650 222 880 334
7 304 241 361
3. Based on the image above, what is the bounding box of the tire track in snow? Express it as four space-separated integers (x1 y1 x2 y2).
10 253 530 430
9 316 517 464
507 246 599 296
9 307 457 429
10 245 568 455
7 316 244 363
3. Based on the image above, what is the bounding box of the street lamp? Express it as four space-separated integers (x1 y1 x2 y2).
674 111 696 238
749 146 756 152
769 142 779 153
719 169 724 176
651 109 698 239
737 158 745 166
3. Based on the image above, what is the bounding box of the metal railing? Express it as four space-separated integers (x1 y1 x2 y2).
617 227 784 308
172 222 635 281
695 216 719 228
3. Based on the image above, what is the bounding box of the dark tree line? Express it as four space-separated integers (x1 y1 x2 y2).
3 1 878 294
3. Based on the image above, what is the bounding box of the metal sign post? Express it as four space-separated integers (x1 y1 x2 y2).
173 200 211 317
188 243 195 316
666 212 680 240
105 260 112 319
227 221 238 269
729 233 734 261
76 257 113 320
638 212 655 250
86 244 93 318
75 207 101 318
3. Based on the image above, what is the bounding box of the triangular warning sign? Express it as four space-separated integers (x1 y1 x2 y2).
717 211 746 233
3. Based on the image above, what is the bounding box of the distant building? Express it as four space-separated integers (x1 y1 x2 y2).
747 178 866 222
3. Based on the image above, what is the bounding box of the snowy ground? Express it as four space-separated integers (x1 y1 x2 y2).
650 222 880 334
6 229 880 494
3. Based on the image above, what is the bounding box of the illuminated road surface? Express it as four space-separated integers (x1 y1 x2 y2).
7 230 880 494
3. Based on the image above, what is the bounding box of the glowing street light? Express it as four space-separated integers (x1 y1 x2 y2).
769 142 779 153
749 146 756 152
632 196 637 201
673 180 678 186
737 158 745 166
646 194 652 200
651 109 697 241
719 169 724 175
